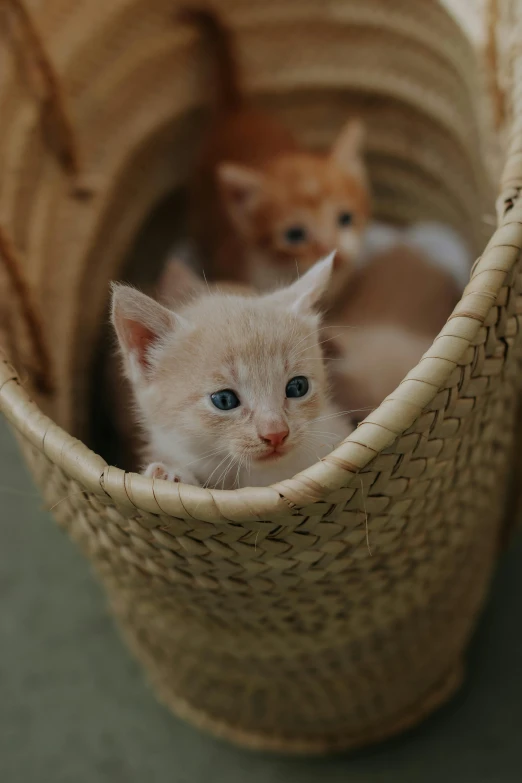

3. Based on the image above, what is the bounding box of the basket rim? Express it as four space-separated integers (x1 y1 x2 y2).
2 5 522 521
2 193 522 521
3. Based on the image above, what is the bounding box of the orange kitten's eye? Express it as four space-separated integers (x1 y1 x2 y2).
211 389 240 410
338 211 353 227
284 226 307 245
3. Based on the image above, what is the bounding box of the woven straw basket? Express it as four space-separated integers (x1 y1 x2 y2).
1 0 522 755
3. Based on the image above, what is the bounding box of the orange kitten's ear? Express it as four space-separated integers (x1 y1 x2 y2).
272 252 336 315
218 163 265 228
331 118 365 178
111 284 180 381
157 258 205 306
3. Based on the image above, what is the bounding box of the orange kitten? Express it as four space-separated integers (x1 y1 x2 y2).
111 254 352 488
182 7 370 291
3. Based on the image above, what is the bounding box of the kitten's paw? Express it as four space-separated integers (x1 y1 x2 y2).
144 462 199 486
144 462 175 481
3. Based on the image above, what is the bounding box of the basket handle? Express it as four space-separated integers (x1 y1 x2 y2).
5 0 87 190
486 0 506 130
0 223 54 394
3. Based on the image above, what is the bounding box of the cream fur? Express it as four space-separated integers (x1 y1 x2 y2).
111 255 353 488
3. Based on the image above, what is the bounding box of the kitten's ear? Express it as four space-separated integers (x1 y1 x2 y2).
276 251 336 315
218 163 265 227
331 118 365 178
157 258 205 305
111 284 178 379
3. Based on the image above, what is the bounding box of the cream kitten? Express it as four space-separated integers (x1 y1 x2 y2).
111 254 352 488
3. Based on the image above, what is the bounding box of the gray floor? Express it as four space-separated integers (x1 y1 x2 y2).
1 417 521 783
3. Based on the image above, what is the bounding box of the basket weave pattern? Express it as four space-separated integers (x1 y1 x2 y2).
1 0 522 753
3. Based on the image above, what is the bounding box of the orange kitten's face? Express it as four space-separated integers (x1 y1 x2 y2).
249 155 369 288
218 119 370 291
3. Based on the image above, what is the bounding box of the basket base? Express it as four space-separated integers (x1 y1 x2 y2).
151 660 464 755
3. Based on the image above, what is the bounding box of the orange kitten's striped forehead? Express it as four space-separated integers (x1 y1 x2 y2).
265 154 365 205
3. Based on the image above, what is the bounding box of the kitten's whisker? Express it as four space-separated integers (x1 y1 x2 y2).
243 454 252 483
320 325 360 330
234 452 247 488
312 407 372 423
288 327 322 354
218 455 238 489
201 268 211 295
232 452 243 488
304 435 339 452
306 431 343 440
203 453 232 488
302 438 323 453
293 333 345 359
290 323 361 356
213 453 236 489
301 443 324 465
308 426 338 439
215 460 235 490
184 447 224 467
306 425 347 434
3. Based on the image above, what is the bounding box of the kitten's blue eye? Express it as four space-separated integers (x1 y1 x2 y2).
284 226 307 245
285 376 309 398
338 211 353 227
210 389 240 410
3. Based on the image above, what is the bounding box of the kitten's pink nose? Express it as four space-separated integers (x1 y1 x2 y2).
261 429 289 448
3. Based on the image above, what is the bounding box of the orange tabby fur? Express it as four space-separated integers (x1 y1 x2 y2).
182 7 370 290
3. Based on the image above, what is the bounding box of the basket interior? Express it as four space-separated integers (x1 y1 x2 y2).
0 0 494 455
